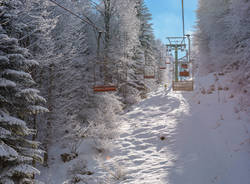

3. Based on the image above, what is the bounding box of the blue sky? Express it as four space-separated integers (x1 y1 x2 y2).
144 0 198 43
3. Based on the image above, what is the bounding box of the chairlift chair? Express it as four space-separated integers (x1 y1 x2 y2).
144 75 155 79
173 81 193 91
93 60 118 93
181 63 188 69
135 71 144 75
179 70 189 77
93 85 116 92
144 65 155 79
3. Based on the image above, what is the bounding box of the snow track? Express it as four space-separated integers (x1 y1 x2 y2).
98 87 190 183
97 86 250 184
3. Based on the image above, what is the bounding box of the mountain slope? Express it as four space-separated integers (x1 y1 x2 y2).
96 75 250 184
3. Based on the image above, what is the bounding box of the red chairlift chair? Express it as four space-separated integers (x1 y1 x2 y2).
93 85 117 92
144 75 155 79
144 65 155 79
93 61 118 93
179 70 190 77
181 63 188 69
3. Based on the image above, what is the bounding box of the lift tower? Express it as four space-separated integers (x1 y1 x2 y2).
166 0 194 91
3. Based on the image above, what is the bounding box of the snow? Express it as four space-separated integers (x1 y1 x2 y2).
9 164 40 177
90 74 250 183
0 141 18 159
25 59 39 66
0 56 9 65
0 111 26 127
7 54 25 62
37 138 98 184
2 69 32 79
0 127 11 138
27 105 49 114
37 72 250 183
0 78 16 88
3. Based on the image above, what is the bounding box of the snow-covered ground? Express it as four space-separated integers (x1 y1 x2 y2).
38 73 250 184
93 74 250 184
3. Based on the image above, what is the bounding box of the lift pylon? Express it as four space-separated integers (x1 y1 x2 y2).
165 0 194 91
166 35 194 91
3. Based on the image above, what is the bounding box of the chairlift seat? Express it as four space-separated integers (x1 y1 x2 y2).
173 81 193 91
135 71 144 75
180 71 189 77
144 75 155 79
181 64 188 69
93 85 117 92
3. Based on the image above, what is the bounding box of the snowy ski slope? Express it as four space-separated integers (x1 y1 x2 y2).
96 79 250 184
38 74 250 184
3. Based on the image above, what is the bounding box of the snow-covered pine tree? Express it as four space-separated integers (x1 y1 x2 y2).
195 0 231 73
0 1 47 183
28 0 93 166
224 0 250 109
195 0 250 111
117 0 146 103
135 0 158 92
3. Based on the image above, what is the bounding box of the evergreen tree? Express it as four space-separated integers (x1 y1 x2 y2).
135 0 158 91
195 0 250 109
0 1 47 183
136 0 155 63
195 0 231 73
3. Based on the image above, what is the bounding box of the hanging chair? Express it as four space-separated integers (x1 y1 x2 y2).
179 70 189 77
144 75 155 79
144 65 155 79
93 60 118 93
173 81 193 91
93 85 117 92
181 63 188 69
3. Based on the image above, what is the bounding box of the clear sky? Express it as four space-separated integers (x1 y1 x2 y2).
144 0 198 43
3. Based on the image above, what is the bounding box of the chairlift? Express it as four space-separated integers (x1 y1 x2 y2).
181 63 188 69
179 70 190 77
173 81 193 91
166 56 172 64
166 58 171 64
166 0 194 92
93 85 116 92
135 71 144 75
144 65 155 79
144 75 155 79
93 60 118 93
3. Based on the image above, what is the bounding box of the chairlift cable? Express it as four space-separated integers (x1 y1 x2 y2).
47 0 104 32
